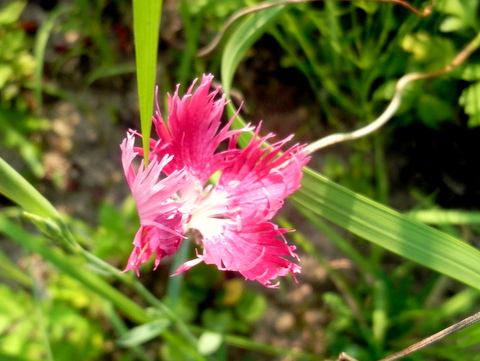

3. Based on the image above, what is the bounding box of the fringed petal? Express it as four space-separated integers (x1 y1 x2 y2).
176 222 300 288
120 132 189 272
218 123 310 223
150 74 250 183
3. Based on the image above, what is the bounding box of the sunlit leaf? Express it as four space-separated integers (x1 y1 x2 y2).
292 168 480 291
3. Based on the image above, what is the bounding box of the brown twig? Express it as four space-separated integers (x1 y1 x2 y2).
335 309 480 361
379 310 480 361
198 0 434 57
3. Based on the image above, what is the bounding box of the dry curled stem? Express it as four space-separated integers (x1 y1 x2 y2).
198 0 434 57
336 309 480 361
377 309 480 361
305 31 480 154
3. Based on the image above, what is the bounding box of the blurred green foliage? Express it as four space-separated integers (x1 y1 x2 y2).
0 1 35 109
0 1 49 177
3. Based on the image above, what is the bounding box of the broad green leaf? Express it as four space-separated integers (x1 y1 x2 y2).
292 168 480 290
133 0 163 164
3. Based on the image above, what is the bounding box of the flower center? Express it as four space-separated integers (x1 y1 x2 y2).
177 174 233 240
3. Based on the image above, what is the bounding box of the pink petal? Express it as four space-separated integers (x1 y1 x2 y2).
150 74 250 183
120 132 189 272
218 124 310 222
123 222 183 274
175 222 300 288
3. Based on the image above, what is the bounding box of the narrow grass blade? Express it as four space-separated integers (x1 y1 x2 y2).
33 6 68 111
86 63 136 85
220 3 285 97
220 2 285 147
133 0 163 163
292 168 480 290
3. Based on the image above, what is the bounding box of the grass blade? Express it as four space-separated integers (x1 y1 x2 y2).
292 168 480 290
133 0 163 163
33 6 68 111
220 3 285 97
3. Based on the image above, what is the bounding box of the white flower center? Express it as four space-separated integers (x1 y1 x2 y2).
177 174 233 240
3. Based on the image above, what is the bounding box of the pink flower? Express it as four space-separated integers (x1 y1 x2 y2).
121 74 309 288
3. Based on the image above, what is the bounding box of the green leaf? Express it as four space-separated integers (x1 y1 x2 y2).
220 2 286 147
461 64 480 81
117 319 170 347
436 0 479 29
292 168 480 290
133 0 163 164
459 82 480 127
440 16 467 33
0 1 26 25
437 0 468 18
221 3 285 97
